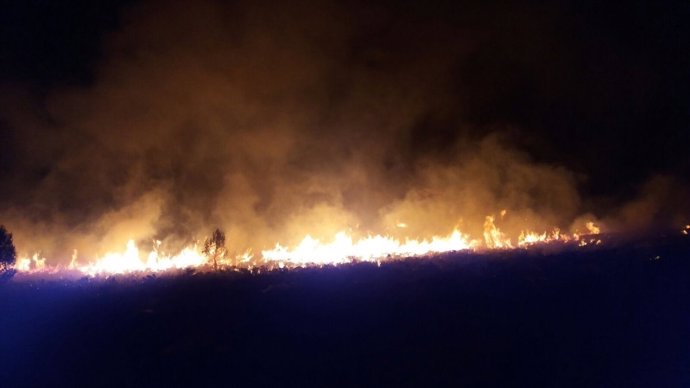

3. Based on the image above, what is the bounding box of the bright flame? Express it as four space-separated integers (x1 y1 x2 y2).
78 240 210 276
15 257 31 272
261 229 475 266
585 221 601 235
483 216 512 249
13 216 604 276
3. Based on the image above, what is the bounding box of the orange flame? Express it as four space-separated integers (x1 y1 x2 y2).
14 217 604 276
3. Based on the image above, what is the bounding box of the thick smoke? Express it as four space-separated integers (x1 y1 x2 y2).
0 0 686 263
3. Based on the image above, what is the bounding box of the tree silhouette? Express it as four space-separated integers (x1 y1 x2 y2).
202 228 226 270
0 225 17 276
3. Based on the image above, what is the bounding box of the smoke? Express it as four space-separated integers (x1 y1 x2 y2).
0 0 687 263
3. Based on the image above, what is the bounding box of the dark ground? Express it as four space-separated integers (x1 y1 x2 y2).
1 235 689 388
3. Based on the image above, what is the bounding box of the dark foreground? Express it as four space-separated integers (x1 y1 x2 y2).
2 235 690 388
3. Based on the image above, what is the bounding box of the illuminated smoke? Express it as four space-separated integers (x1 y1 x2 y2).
0 0 687 268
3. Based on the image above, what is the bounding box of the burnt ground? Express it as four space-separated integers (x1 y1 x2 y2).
1 235 689 388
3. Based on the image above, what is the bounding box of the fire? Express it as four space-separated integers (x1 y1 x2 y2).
261 229 475 266
585 221 601 235
13 216 604 276
15 254 46 272
16 240 212 276
77 240 209 276
483 215 512 249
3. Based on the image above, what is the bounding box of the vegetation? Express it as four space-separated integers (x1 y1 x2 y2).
202 228 227 270
0 225 17 278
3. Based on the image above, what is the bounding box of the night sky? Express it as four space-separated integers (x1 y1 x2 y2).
0 0 689 261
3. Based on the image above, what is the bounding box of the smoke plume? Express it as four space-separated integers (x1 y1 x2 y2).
0 0 687 263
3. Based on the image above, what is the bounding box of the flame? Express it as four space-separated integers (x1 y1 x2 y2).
585 221 601 235
78 240 211 276
261 229 475 266
15 240 212 276
13 216 605 276
15 257 31 272
483 216 512 249
14 254 47 272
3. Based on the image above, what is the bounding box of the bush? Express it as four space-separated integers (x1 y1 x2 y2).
202 228 227 270
0 225 17 277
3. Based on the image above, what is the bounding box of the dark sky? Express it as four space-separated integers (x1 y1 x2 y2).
0 0 688 259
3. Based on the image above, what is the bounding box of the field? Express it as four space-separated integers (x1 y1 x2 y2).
2 235 689 387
